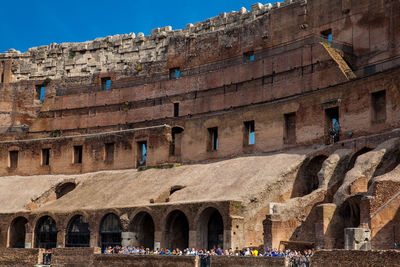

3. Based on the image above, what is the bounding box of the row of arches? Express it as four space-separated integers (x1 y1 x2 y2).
8 208 225 251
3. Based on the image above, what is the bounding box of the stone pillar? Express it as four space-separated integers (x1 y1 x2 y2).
315 203 337 249
229 217 244 250
121 232 135 247
57 229 66 248
189 230 197 248
90 231 99 248
25 232 33 248
154 231 162 249
263 215 287 249
344 228 371 250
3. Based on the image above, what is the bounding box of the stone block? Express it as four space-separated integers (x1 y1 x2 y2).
344 228 371 250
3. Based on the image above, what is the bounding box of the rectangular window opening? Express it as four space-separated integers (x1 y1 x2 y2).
137 141 147 167
105 143 114 163
325 107 340 144
244 121 255 146
169 68 181 80
244 51 255 62
321 29 333 45
208 127 218 151
35 85 45 101
9 151 18 169
174 103 179 117
101 77 111 90
371 90 386 123
41 148 50 166
73 145 83 164
284 113 296 145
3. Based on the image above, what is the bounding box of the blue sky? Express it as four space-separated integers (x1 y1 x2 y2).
0 0 280 53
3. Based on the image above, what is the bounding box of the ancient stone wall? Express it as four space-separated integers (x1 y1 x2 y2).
311 249 400 267
0 248 41 266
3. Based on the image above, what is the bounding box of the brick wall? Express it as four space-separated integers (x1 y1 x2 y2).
0 248 41 266
51 247 99 267
92 255 198 267
210 256 287 267
311 250 400 267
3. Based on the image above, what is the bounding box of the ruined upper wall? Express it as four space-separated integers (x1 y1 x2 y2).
0 0 307 82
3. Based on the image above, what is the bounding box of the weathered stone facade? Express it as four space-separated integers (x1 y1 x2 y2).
0 0 399 261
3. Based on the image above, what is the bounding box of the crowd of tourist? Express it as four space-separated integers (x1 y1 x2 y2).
103 246 313 266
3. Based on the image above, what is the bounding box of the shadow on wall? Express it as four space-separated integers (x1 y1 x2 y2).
291 155 328 198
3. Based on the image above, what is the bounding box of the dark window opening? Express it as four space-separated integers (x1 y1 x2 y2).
9 151 18 169
129 212 155 250
56 182 76 199
9 217 28 248
165 210 189 250
35 85 45 101
244 51 255 62
101 77 111 90
243 121 255 146
73 146 83 164
66 215 90 247
100 214 122 251
284 113 296 145
207 127 218 151
325 107 340 144
42 148 50 166
137 141 147 167
371 90 386 123
174 103 179 117
105 143 114 163
321 29 333 45
35 216 57 249
169 68 181 80
171 127 184 156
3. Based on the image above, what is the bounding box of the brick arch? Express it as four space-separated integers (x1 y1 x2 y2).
129 210 156 249
7 215 30 248
195 205 226 250
6 213 32 232
62 211 90 231
161 206 194 231
92 209 122 233
347 145 376 171
32 214 59 249
194 204 228 230
129 207 156 229
98 211 123 249
162 209 191 250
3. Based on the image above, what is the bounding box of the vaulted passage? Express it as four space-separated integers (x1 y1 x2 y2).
164 210 189 250
9 217 28 248
198 208 224 250
35 216 57 249
130 212 155 249
347 147 373 171
66 215 90 247
342 195 362 229
100 213 122 250
292 155 328 198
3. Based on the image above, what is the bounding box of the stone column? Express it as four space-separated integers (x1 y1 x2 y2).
263 215 287 249
57 229 66 248
189 230 197 248
315 203 337 249
121 232 135 247
229 217 244 250
344 228 371 250
90 230 99 248
154 231 162 249
25 232 33 248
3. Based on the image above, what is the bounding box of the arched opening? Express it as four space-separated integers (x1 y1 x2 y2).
9 217 28 248
342 196 361 229
130 212 155 249
34 216 57 249
198 208 224 250
347 147 373 171
56 182 76 199
66 215 90 247
164 210 189 249
99 213 122 250
291 155 328 197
